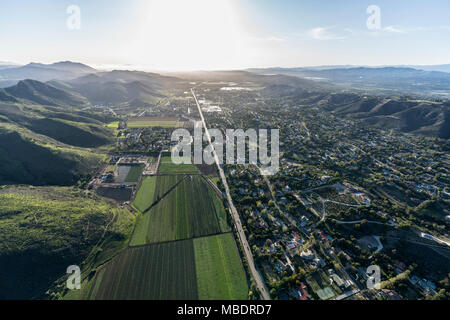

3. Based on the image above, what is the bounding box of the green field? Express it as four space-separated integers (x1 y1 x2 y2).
130 176 223 246
132 176 157 212
82 173 246 300
153 175 185 202
124 164 144 182
158 156 199 174
208 185 230 232
90 240 198 300
106 121 119 128
127 120 184 128
89 234 248 300
132 175 185 213
194 234 248 300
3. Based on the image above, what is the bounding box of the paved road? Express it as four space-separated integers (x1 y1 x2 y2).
417 232 450 247
191 89 271 300
332 219 385 225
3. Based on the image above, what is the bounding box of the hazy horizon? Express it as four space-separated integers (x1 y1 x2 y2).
2 0 450 71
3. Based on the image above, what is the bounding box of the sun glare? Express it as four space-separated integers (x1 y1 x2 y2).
129 0 245 71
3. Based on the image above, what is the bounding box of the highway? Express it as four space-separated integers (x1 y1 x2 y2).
191 89 271 300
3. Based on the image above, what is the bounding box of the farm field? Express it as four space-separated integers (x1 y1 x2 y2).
127 117 184 128
90 240 198 300
73 164 246 300
153 175 185 202
158 156 199 174
116 165 131 183
194 233 248 300
132 176 156 212
208 185 230 233
129 176 223 246
96 186 133 202
106 121 119 129
124 164 144 183
132 175 185 213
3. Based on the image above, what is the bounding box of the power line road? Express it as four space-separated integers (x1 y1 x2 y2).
191 89 271 300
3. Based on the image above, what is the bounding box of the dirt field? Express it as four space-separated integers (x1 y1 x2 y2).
96 186 133 202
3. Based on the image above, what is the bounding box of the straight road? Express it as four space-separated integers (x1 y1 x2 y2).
191 89 271 300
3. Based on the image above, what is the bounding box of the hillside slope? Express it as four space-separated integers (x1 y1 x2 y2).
319 94 450 139
57 70 182 105
4 80 89 107
0 102 115 185
0 186 134 299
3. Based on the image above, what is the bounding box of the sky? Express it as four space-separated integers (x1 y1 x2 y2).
1 0 450 71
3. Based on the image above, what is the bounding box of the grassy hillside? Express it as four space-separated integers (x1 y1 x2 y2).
0 186 134 299
4 79 89 107
0 102 116 185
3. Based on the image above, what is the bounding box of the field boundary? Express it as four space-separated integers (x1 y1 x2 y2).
141 175 189 215
128 231 233 249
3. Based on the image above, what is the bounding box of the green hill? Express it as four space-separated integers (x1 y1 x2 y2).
0 102 116 185
0 186 134 299
4 79 89 107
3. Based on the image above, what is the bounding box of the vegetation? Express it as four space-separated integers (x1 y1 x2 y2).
127 120 183 128
90 240 198 300
158 156 199 174
132 176 157 213
130 176 223 246
124 164 144 183
194 233 248 300
0 102 115 186
132 175 186 213
0 186 134 299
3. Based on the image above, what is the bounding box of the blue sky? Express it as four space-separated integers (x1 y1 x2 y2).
1 0 449 70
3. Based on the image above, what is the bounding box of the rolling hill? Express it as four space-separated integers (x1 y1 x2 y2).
57 70 182 105
4 79 89 107
0 61 97 88
318 94 450 139
0 186 134 299
0 102 116 185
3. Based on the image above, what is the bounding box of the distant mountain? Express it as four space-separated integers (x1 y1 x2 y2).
52 70 182 105
0 69 184 108
3 79 89 107
0 62 21 71
247 66 450 98
407 64 450 74
170 69 324 92
0 61 97 87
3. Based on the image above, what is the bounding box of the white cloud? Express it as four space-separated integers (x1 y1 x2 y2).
383 25 406 33
308 27 348 40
